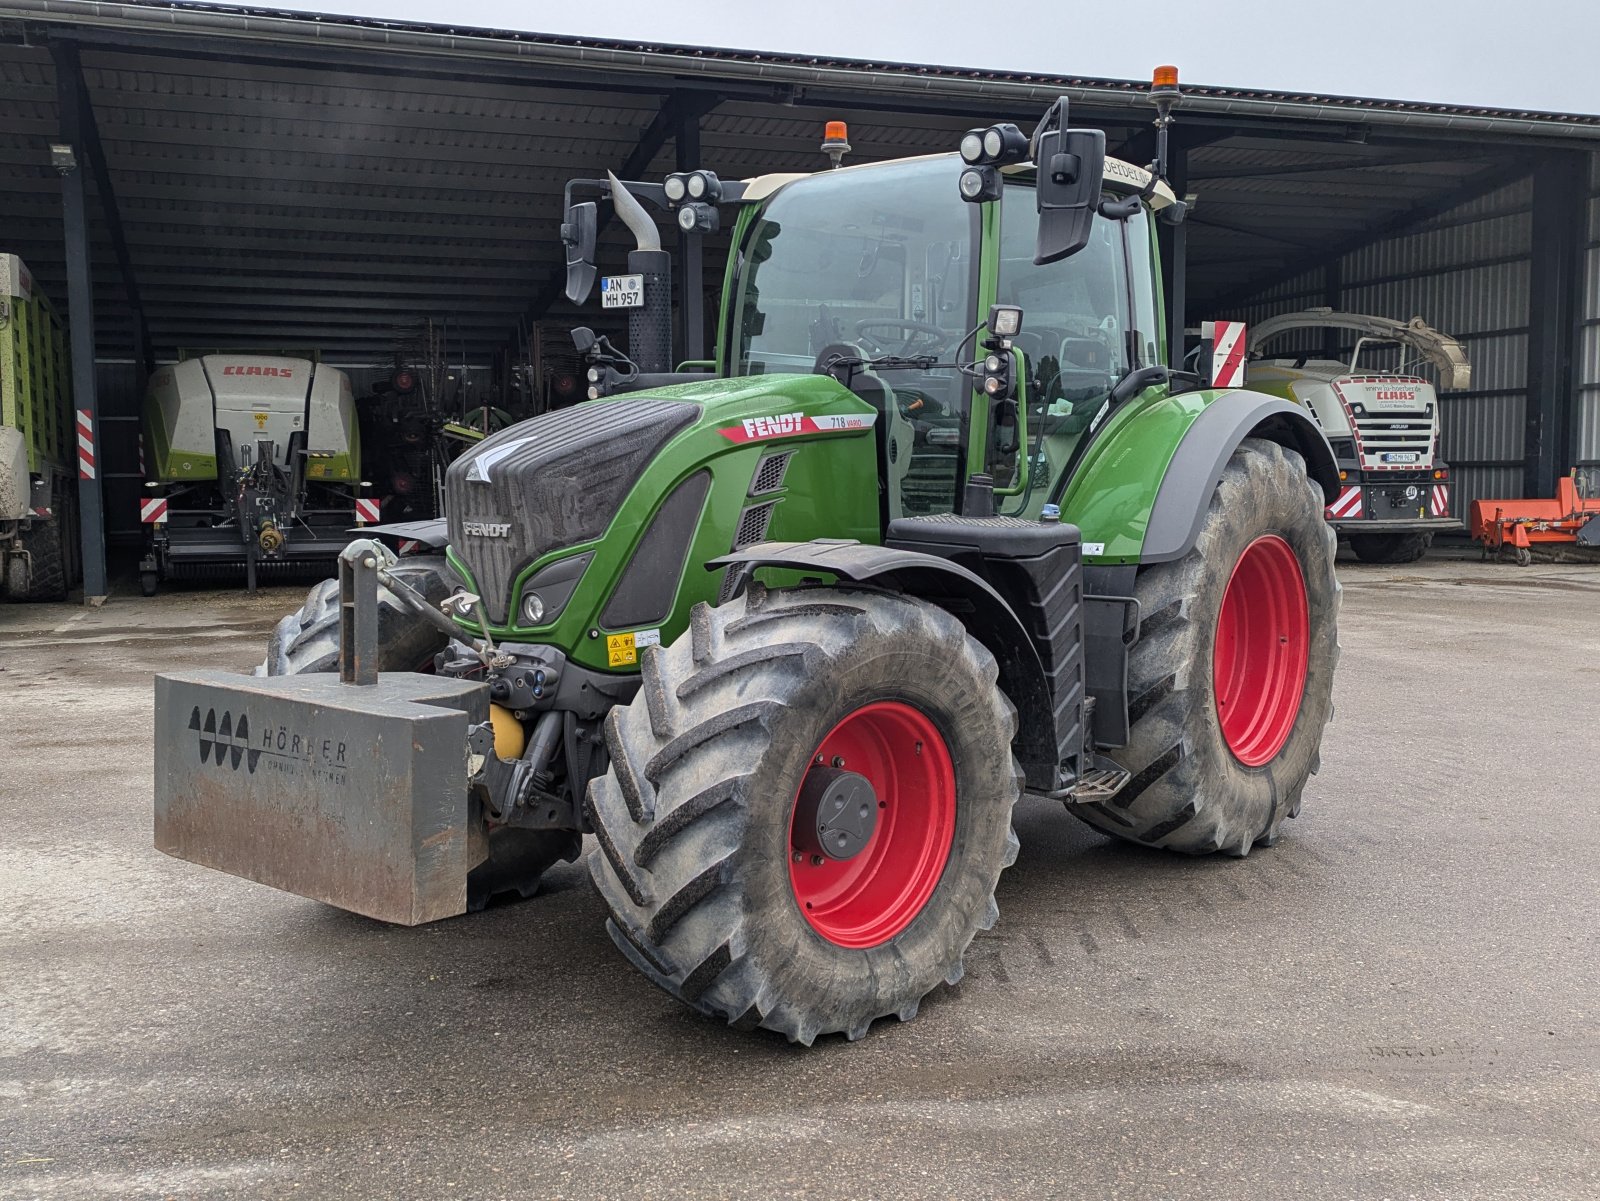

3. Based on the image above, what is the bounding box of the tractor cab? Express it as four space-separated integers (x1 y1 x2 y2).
723 154 1178 523
564 139 1181 535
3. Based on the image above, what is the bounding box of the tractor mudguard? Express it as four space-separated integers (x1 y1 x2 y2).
713 539 1060 789
1142 392 1338 564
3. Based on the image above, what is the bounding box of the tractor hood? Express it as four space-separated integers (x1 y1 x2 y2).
445 398 701 624
444 374 881 629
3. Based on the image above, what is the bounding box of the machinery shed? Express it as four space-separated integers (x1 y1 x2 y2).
2 0 1598 596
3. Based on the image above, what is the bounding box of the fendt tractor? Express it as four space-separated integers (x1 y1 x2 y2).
1 253 81 601
1246 310 1470 564
138 354 368 594
155 72 1343 1044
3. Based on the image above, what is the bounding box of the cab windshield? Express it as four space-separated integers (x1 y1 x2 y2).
730 158 979 516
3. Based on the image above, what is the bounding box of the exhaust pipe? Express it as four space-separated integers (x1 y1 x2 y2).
607 171 673 376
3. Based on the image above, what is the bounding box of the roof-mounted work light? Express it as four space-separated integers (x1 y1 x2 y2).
958 165 1003 204
663 170 722 205
677 202 719 234
958 123 1029 167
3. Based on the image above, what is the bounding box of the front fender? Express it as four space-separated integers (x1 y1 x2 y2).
713 539 1059 790
1058 387 1337 565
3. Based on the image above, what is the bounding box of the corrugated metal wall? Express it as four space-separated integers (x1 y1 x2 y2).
1233 179 1536 517
1578 152 1600 496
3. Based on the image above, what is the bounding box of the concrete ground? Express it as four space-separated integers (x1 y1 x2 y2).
1 553 1597 1201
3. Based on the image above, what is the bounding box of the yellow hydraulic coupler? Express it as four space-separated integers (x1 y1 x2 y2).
490 703 526 759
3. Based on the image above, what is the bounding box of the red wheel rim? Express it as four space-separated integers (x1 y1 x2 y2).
788 701 956 949
1213 535 1310 767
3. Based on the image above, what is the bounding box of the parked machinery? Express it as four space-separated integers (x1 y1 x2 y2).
138 354 369 593
0 253 81 601
1471 474 1600 564
155 71 1344 1043
1246 310 1470 564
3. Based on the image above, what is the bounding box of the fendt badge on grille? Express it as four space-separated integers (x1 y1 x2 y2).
463 521 512 538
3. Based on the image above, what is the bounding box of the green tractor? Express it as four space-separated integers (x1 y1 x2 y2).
155 79 1340 1044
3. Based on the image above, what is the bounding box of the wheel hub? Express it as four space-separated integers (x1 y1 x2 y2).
1213 534 1310 767
794 766 879 861
787 701 956 949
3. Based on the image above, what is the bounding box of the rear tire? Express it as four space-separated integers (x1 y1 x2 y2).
1076 438 1339 856
587 585 1022 1044
1349 530 1432 564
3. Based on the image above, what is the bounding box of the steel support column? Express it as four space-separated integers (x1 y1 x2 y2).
1523 152 1588 498
675 107 705 365
52 41 108 601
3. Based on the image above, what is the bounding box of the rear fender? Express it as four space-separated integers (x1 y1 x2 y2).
1059 388 1337 565
1143 392 1337 563
713 539 1058 789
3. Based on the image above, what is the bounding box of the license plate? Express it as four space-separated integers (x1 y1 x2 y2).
600 274 645 309
1381 452 1419 464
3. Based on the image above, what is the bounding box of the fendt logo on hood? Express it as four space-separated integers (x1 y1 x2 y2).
463 521 512 538
719 412 877 444
189 706 260 774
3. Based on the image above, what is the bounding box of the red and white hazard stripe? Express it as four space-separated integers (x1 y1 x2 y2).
1326 485 1364 520
140 497 169 524
1205 320 1247 389
398 539 420 555
1429 483 1450 518
76 409 96 480
138 433 146 477
354 497 381 524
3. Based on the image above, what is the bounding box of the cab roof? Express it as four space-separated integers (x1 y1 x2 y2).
741 153 1178 209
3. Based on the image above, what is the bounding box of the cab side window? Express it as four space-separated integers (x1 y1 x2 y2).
995 183 1136 515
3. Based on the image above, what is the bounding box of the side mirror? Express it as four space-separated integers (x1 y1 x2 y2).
1035 128 1105 266
561 200 598 304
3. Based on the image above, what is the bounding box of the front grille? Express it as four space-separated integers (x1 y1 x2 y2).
444 399 699 623
1355 414 1435 471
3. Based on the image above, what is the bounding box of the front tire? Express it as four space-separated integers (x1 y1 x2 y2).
258 554 454 675
587 585 1023 1044
1076 438 1339 856
1349 530 1432 564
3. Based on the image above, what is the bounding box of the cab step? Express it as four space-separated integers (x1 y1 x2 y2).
1059 757 1132 804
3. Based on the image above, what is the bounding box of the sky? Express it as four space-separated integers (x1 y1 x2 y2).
265 0 1600 115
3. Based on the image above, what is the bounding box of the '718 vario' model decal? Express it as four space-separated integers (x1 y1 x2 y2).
719 412 878 443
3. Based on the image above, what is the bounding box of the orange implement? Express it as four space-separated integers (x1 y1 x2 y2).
1470 475 1600 564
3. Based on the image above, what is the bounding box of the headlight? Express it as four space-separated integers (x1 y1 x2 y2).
520 591 546 626
663 173 687 202
983 127 1003 159
959 131 985 164
686 171 707 199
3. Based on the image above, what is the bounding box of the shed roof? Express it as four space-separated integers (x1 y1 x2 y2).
2 0 1588 362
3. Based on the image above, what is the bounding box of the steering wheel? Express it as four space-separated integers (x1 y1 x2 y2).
853 318 948 357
